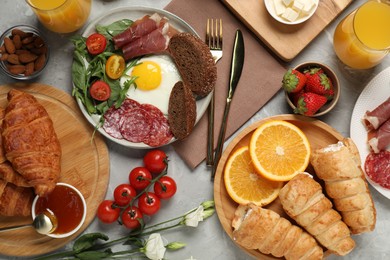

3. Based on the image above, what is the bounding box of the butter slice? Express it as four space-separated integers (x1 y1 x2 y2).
302 0 316 14
273 0 286 16
282 0 293 7
282 7 299 22
292 0 305 13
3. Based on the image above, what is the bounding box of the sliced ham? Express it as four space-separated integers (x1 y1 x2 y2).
113 13 163 49
122 20 179 61
368 119 390 153
363 97 390 130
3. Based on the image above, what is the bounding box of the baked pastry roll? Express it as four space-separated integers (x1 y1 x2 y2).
310 138 376 234
0 179 33 216
2 89 61 197
279 173 355 256
232 203 323 260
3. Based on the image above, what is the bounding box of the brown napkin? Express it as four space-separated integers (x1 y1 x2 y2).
165 0 286 169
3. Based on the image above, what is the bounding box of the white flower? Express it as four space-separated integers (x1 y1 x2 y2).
143 233 166 260
184 206 204 227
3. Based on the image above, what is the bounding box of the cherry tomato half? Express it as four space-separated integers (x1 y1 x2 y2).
154 176 177 199
129 167 152 190
89 80 111 101
97 200 120 224
106 54 125 80
86 33 107 55
143 150 167 174
121 206 143 229
138 192 161 215
113 183 137 206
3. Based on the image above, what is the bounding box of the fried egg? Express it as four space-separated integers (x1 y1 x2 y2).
121 54 182 115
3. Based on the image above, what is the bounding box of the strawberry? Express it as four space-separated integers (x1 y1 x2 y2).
294 92 328 116
282 69 307 93
289 89 304 106
304 68 334 100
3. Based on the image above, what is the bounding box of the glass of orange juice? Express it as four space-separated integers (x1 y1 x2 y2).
26 0 92 33
333 0 390 69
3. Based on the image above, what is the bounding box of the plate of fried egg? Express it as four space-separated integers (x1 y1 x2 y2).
74 6 212 148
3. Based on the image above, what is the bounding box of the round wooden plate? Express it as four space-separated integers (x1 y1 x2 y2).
214 114 344 259
0 83 110 257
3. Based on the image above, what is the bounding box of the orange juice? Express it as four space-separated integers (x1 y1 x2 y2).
26 0 91 33
333 1 390 69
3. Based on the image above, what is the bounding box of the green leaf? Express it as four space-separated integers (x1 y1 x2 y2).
96 19 133 39
75 249 112 260
73 232 109 253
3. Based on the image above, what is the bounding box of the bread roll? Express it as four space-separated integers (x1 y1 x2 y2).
310 138 376 234
232 203 323 259
279 173 355 256
2 89 61 197
0 179 33 216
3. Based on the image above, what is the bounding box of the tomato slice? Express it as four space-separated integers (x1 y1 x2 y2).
106 55 125 79
89 80 111 101
86 33 107 55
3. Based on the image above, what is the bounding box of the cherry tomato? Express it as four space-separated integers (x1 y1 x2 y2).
153 176 177 199
86 33 107 55
89 80 111 101
129 167 152 190
106 54 125 80
113 184 137 206
143 150 167 174
121 206 143 229
97 200 120 224
138 192 161 215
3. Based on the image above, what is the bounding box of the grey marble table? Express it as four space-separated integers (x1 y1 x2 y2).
0 0 389 259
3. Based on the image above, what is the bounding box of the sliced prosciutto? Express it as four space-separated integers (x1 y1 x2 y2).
122 20 179 61
363 97 390 130
113 13 163 49
368 119 390 153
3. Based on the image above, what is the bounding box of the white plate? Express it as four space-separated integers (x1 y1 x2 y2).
76 6 211 149
264 0 319 25
350 66 390 199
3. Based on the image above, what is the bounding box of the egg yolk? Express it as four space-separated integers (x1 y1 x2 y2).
131 61 162 90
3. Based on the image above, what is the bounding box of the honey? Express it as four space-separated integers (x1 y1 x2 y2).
35 184 84 235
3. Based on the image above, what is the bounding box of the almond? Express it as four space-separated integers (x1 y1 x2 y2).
31 45 48 55
24 62 35 76
15 49 30 55
21 36 35 45
4 37 16 54
7 64 25 75
12 34 22 50
34 36 45 48
11 29 28 39
18 52 38 63
0 45 5 54
0 53 9 61
7 53 20 64
34 54 46 71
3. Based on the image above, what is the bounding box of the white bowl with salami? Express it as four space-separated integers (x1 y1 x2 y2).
73 6 212 149
350 66 390 199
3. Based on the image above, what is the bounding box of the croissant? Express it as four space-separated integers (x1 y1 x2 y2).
2 89 61 197
0 179 34 216
232 204 323 260
310 138 376 234
279 173 355 256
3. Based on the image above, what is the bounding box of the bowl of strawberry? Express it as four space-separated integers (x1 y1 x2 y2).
282 62 340 117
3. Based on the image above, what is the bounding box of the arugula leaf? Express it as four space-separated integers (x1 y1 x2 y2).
96 19 133 39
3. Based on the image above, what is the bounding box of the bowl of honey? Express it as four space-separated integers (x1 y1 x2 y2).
31 183 86 238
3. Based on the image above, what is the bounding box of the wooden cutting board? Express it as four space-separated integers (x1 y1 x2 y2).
221 0 354 61
0 83 110 257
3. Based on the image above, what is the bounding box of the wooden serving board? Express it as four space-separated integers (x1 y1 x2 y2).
214 114 344 259
0 83 110 257
221 0 354 61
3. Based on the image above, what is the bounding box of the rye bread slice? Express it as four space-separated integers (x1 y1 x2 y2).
168 33 217 97
168 81 196 140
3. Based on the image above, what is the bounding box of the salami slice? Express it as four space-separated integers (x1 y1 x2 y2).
364 150 390 189
119 107 151 143
142 104 173 147
103 107 124 139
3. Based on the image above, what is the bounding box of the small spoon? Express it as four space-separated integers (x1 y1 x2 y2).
0 209 58 235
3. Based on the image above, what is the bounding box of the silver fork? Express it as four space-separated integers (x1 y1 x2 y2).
206 18 223 166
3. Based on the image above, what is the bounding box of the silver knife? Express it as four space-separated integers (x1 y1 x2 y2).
211 29 245 180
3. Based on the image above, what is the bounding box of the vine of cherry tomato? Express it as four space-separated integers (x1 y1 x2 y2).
96 150 177 229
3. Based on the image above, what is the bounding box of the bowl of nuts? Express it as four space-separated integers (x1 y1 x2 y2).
0 25 49 80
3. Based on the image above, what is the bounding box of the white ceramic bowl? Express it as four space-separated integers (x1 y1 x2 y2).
264 0 319 25
31 183 87 238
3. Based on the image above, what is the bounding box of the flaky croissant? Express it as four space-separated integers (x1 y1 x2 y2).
2 89 61 197
279 173 355 256
310 138 376 234
232 204 323 260
0 179 33 216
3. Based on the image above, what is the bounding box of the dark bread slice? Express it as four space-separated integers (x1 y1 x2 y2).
168 81 196 140
168 32 217 97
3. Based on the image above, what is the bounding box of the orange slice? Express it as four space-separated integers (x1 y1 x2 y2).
224 146 283 206
249 120 310 181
